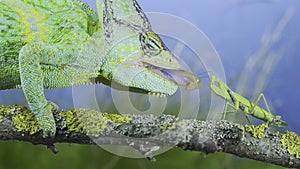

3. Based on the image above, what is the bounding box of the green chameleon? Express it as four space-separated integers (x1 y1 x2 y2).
0 0 201 137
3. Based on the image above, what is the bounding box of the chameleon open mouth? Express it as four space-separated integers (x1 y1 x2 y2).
143 62 201 90
102 61 201 96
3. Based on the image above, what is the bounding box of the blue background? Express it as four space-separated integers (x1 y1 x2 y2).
136 0 300 132
141 0 300 133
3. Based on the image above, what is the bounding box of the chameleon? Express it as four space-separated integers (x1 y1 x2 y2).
0 0 201 137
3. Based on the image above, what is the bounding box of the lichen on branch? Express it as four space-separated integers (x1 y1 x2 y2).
0 104 299 168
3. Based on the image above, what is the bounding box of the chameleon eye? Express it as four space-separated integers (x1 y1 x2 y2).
146 43 155 50
140 32 163 56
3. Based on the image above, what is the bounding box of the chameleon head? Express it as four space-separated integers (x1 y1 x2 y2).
100 31 201 96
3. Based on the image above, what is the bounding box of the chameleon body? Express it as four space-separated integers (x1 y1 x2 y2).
0 0 201 137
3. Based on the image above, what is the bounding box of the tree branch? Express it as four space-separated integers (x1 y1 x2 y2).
0 105 299 168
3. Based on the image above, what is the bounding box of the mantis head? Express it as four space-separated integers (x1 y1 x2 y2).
273 116 288 127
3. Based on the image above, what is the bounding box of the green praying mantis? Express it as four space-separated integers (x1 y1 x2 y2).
210 75 287 126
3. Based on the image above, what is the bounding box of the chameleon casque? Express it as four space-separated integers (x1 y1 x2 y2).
0 0 201 137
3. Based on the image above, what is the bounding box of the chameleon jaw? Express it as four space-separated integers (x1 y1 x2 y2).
120 61 201 97
141 62 201 91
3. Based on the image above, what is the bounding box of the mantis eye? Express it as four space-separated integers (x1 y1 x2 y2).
140 32 163 56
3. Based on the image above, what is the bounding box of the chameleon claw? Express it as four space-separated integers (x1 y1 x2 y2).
43 127 56 138
34 101 57 138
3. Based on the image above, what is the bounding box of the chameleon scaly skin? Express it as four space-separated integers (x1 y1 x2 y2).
0 0 201 137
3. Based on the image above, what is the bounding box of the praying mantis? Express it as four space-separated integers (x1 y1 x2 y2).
210 75 287 126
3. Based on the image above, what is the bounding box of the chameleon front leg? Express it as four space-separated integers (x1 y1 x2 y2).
19 43 57 137
18 43 77 137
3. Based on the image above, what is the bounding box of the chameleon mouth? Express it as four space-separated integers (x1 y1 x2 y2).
142 62 201 90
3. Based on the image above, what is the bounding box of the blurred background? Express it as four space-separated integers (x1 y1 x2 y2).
0 0 299 168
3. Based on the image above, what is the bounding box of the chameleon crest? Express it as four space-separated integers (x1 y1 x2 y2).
0 0 201 137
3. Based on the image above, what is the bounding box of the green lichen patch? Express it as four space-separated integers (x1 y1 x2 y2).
102 112 131 123
7 106 42 135
280 131 300 158
245 123 268 139
60 110 83 133
160 121 185 130
0 105 43 135
0 105 23 122
61 109 107 137
79 110 107 137
0 105 10 119
60 109 131 137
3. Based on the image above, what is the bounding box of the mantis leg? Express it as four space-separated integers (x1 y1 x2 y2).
222 102 237 120
224 93 252 124
256 93 272 114
250 93 287 126
248 93 275 123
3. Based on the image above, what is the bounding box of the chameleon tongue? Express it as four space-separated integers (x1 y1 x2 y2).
136 61 201 90
155 69 201 90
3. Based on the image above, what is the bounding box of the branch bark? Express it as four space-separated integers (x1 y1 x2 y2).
0 105 299 168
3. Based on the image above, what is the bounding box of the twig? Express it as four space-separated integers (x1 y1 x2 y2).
0 105 299 168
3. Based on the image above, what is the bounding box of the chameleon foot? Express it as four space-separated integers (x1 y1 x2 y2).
34 101 58 138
